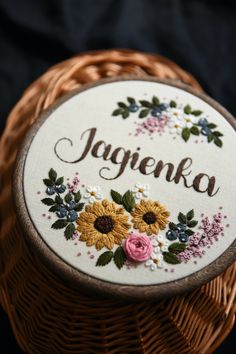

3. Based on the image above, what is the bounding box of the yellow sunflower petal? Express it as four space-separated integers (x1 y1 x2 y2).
77 220 94 233
93 201 107 216
78 212 96 223
150 223 159 234
102 234 115 250
95 238 105 250
79 233 89 241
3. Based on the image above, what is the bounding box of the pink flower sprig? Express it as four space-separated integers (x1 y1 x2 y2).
135 115 168 136
67 175 80 193
178 212 224 263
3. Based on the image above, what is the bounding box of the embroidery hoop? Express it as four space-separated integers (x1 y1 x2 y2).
13 76 236 300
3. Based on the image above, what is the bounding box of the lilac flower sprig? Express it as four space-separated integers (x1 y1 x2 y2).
178 213 224 263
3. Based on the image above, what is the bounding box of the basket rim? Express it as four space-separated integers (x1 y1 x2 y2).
13 76 236 301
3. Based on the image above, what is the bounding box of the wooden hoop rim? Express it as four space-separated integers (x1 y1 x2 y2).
13 76 236 300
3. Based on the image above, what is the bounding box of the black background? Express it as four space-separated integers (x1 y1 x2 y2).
0 0 235 353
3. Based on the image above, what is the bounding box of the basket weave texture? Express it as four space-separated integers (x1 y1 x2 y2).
0 49 235 354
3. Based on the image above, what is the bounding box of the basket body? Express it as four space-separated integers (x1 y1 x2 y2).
0 49 235 354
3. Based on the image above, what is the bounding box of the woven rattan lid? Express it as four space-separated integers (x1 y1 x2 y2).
13 76 236 299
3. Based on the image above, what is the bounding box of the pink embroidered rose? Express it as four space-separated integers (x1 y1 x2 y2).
124 233 153 262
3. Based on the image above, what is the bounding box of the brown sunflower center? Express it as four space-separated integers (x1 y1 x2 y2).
142 211 157 225
94 215 114 233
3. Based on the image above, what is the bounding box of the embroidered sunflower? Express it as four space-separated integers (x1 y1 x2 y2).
76 199 130 250
131 200 170 235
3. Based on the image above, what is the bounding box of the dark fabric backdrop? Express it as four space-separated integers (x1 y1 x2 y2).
0 0 235 353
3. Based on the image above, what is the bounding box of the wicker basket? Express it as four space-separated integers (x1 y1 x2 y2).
0 49 235 354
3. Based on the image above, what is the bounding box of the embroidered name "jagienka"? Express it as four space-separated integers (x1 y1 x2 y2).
54 127 219 197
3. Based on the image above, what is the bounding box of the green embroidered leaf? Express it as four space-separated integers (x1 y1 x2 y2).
207 123 217 129
113 246 127 269
122 190 135 212
169 222 177 230
184 104 191 114
182 128 191 142
186 209 194 220
139 109 149 118
51 219 68 229
112 108 123 116
55 177 64 185
187 220 198 228
74 191 82 203
74 203 84 212
127 97 136 104
111 190 123 204
118 102 127 108
41 198 55 206
49 205 59 212
170 100 177 108
207 134 214 143
43 178 54 187
96 251 113 266
213 131 223 137
191 110 203 116
163 252 181 264
55 195 63 204
49 168 57 182
139 100 152 108
178 212 187 224
122 110 129 119
64 223 75 240
190 126 200 136
185 229 195 236
168 243 187 254
64 193 72 203
214 136 223 148
152 96 160 106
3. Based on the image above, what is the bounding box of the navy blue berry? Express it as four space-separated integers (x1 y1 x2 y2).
56 185 66 194
158 103 168 111
67 210 78 222
198 118 208 127
56 207 67 218
151 104 168 117
166 229 178 241
67 201 77 210
201 127 212 136
151 108 160 117
46 187 55 195
128 104 139 112
179 232 188 243
176 223 187 232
